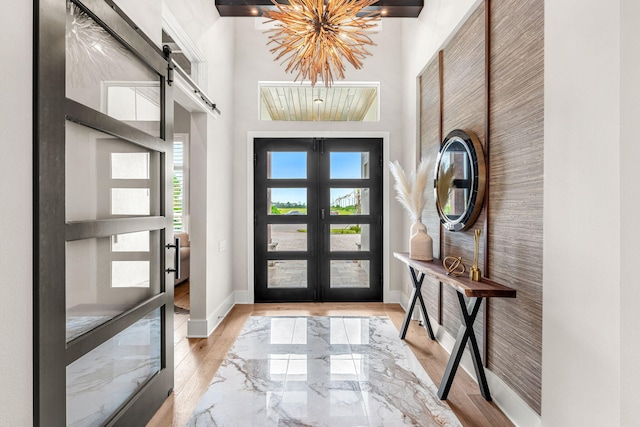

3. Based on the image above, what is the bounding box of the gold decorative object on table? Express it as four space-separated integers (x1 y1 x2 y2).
469 229 482 281
443 256 466 277
263 0 380 87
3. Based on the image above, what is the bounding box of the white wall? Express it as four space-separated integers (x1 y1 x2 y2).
543 1 624 425
163 0 237 334
114 0 163 45
0 1 32 425
107 0 238 337
202 14 236 329
620 0 640 423
231 17 406 302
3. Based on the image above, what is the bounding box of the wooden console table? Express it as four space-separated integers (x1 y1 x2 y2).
393 252 516 401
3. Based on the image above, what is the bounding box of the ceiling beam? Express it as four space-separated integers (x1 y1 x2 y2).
215 0 423 18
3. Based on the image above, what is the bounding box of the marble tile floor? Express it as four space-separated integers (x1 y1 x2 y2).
188 316 461 426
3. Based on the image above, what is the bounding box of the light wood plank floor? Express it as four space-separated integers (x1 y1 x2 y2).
147 283 513 426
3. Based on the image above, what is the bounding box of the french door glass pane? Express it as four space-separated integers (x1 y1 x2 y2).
66 308 161 427
330 188 370 215
65 2 161 136
268 224 307 252
330 224 370 252
65 231 161 342
268 260 307 288
330 260 370 288
268 188 307 216
66 120 160 222
330 152 370 179
268 152 307 179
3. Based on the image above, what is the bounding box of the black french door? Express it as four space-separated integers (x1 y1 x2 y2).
254 138 383 302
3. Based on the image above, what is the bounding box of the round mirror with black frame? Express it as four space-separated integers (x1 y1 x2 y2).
434 129 486 231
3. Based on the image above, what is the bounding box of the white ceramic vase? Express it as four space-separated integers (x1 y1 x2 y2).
409 220 434 261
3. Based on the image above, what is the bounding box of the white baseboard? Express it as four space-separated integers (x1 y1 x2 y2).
424 316 541 427
234 290 250 304
186 318 209 338
186 290 237 338
385 289 409 306
187 319 209 338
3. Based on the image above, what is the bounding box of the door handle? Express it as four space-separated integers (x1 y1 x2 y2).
166 236 181 279
321 208 326 220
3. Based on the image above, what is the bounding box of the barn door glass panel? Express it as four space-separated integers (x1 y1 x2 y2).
65 121 160 222
66 309 161 426
65 231 161 342
65 2 161 136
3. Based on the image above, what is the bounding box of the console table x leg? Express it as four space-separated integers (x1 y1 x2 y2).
437 291 492 401
399 266 435 340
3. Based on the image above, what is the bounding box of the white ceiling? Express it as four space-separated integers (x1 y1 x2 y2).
259 83 379 121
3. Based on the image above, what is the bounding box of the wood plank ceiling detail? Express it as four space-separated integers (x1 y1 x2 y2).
260 85 378 121
215 0 423 18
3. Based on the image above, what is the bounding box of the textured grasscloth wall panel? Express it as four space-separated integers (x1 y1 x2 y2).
487 0 544 414
417 0 544 415
418 55 442 320
440 4 486 345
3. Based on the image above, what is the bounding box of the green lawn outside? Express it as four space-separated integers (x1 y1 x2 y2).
273 207 359 216
296 225 361 234
279 208 308 215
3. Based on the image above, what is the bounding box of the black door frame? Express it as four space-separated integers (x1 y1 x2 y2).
34 0 174 425
253 137 383 303
319 138 383 302
254 138 319 302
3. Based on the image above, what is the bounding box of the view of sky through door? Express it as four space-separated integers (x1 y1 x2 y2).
269 151 367 208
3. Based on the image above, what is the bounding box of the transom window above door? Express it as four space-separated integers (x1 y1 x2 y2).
259 82 379 122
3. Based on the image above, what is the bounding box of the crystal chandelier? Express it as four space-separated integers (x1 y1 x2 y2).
264 0 380 87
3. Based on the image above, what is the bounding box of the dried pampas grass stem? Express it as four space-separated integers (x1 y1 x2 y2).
388 159 433 222
437 163 455 210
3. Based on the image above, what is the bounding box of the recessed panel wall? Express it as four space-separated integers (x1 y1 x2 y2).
418 55 442 321
418 0 543 413
439 3 487 350
487 0 544 413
